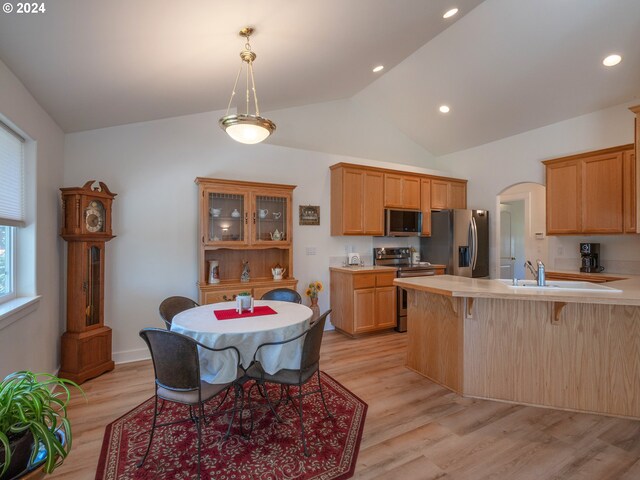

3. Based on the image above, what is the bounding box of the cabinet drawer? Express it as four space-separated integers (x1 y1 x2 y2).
375 272 396 287
353 274 376 289
203 289 247 304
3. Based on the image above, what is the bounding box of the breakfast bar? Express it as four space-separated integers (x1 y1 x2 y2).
394 275 640 419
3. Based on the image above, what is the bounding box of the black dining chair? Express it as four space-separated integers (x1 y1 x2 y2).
138 328 242 479
244 309 332 456
159 295 199 329
260 288 302 304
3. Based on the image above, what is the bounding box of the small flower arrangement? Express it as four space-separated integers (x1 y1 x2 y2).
305 281 323 299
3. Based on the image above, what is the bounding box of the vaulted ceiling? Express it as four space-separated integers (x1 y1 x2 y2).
0 0 638 155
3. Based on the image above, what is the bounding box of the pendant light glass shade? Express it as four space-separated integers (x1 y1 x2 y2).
220 27 276 144
219 114 276 145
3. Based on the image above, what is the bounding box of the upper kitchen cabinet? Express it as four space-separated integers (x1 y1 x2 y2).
544 144 634 235
383 173 421 209
420 178 431 236
331 165 384 235
431 179 467 210
330 163 467 236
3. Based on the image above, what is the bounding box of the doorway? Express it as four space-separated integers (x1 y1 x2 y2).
495 182 548 280
499 200 525 279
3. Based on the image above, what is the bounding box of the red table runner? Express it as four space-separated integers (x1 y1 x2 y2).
214 305 278 320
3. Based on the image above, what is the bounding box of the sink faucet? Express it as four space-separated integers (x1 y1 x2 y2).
525 260 546 286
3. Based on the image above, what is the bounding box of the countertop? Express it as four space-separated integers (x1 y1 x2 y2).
329 265 398 273
329 264 446 273
394 274 640 306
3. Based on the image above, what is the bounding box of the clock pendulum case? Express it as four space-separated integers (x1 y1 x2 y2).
59 181 116 384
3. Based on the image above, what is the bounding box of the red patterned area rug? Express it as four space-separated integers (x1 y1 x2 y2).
96 372 367 480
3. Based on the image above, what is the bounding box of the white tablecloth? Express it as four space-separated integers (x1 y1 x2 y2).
171 300 313 384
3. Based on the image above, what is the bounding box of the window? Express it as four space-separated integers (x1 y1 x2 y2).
0 121 24 306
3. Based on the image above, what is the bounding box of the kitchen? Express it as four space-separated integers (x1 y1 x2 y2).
2 1 640 478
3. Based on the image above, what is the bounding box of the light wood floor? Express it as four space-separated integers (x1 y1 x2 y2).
50 330 640 479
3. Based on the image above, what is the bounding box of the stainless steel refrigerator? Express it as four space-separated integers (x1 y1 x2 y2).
419 209 489 278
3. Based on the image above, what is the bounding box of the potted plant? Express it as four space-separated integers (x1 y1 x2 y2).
0 371 81 479
237 291 252 311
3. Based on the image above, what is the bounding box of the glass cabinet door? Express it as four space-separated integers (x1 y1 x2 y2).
253 194 289 243
206 191 248 244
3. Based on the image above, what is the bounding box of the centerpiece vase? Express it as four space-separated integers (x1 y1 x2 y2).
309 297 320 322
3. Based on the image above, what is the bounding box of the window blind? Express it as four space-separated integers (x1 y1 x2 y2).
0 121 25 227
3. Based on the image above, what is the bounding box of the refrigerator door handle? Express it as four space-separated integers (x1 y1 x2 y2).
471 216 478 270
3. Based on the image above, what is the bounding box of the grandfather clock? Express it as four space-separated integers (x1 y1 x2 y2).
59 181 116 384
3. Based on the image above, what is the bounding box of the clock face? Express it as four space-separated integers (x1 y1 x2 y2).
85 200 105 233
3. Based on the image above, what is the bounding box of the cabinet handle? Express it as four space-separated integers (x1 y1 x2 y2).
253 212 256 224
82 281 88 292
245 212 248 225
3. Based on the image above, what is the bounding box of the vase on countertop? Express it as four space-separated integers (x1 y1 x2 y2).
309 297 320 322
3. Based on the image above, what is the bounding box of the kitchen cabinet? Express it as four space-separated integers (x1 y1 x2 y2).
195 177 298 304
420 178 431 236
384 173 421 209
431 179 467 210
331 165 384 235
330 162 467 236
544 144 634 235
329 268 397 335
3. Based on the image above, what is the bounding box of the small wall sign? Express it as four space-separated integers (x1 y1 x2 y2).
299 205 320 225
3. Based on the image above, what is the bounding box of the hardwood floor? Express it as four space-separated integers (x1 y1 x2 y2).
50 330 640 479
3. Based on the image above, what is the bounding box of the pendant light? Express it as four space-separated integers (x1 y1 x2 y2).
219 27 276 144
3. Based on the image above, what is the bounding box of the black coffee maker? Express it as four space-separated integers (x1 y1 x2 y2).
580 243 604 272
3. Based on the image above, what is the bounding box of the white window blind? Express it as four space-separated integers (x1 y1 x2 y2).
0 122 25 227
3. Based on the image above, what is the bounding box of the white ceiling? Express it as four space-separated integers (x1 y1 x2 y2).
0 0 639 155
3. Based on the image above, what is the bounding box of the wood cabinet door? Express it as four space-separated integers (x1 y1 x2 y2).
342 169 365 234
420 178 432 236
203 189 251 246
449 181 467 209
582 153 623 233
384 173 403 208
363 172 384 235
375 286 397 328
623 149 636 233
546 160 581 234
431 180 449 210
353 288 376 333
402 176 421 209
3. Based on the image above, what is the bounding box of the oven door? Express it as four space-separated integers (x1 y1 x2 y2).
396 270 436 331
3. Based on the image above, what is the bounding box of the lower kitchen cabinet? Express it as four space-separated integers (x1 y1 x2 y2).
329 267 397 335
200 279 298 305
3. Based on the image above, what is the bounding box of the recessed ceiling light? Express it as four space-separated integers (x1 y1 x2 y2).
602 54 622 67
439 105 450 113
373 65 384 73
443 8 459 19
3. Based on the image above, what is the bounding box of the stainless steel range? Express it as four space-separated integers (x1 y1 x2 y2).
373 247 438 332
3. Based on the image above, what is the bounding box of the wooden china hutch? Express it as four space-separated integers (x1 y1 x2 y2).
195 178 298 304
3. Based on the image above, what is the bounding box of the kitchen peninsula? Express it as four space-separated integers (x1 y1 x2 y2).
395 275 640 419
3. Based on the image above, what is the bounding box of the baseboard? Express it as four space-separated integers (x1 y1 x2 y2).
112 347 150 365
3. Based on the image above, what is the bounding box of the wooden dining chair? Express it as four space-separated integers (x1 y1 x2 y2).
159 296 199 329
260 288 302 304
138 328 242 479
244 309 332 456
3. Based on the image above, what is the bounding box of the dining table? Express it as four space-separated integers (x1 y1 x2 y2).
171 300 313 384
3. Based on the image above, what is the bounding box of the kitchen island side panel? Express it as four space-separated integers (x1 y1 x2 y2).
406 290 463 393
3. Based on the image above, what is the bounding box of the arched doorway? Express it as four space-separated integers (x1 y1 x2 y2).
495 183 548 280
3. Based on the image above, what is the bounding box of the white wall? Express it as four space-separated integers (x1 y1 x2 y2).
64 110 443 363
0 59 65 377
440 102 640 275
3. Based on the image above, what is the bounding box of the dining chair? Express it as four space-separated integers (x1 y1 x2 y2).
159 295 199 329
260 288 302 304
245 309 332 456
138 328 242 479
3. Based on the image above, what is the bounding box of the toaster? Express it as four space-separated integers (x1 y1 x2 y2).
347 252 361 266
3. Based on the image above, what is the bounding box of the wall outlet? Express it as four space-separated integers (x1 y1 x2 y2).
306 246 317 256
557 246 564 256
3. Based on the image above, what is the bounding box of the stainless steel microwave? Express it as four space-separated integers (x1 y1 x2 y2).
385 209 422 236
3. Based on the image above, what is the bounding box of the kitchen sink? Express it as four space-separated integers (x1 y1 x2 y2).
495 278 622 292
